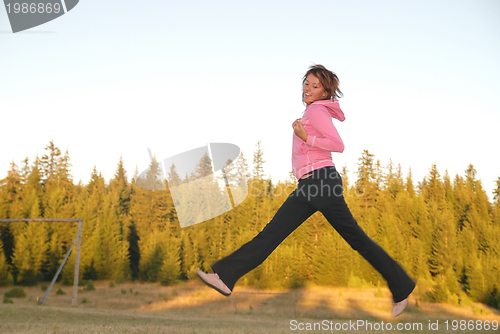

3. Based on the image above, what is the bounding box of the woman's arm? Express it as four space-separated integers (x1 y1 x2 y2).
305 106 344 152
292 119 308 141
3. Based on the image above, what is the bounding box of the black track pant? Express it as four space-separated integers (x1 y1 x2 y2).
212 166 415 303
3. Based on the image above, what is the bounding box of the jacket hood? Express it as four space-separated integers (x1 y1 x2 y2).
311 99 345 122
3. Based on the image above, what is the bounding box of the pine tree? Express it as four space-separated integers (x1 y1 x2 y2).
131 157 177 281
73 166 107 282
158 225 181 285
0 239 12 286
341 164 349 195
58 149 73 183
92 193 125 280
384 160 405 199
0 164 23 282
196 152 213 177
355 150 378 209
137 228 163 282
167 163 182 188
422 163 445 205
44 229 63 282
406 168 415 198
428 209 457 277
0 176 8 219
11 221 47 285
252 141 266 181
408 190 433 279
179 229 199 279
19 158 30 188
493 176 500 225
453 174 469 230
127 220 140 280
190 153 229 227
0 222 14 273
40 140 61 185
250 141 269 232
41 144 77 273
136 156 165 191
109 156 132 280
1 162 23 218
22 158 44 219
230 152 250 207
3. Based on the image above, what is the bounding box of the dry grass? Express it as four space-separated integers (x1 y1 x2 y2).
1 280 499 333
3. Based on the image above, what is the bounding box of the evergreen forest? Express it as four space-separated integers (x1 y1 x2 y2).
1 141 499 310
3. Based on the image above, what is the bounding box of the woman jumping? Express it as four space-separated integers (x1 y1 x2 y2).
197 64 415 317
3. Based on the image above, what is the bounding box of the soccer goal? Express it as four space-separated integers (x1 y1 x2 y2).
0 218 83 306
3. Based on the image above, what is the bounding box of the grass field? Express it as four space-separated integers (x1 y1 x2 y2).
1 280 499 333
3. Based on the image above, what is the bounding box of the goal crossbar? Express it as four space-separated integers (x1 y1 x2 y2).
0 218 83 306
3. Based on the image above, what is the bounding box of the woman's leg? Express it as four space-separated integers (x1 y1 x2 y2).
319 197 415 303
211 192 317 291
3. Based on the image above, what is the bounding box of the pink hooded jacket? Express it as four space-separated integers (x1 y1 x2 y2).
292 99 345 179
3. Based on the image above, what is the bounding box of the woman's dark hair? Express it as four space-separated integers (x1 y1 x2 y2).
302 64 343 100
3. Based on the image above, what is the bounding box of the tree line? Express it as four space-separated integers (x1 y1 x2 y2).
0 141 499 309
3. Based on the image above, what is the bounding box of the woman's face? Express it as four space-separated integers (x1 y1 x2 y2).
303 74 327 105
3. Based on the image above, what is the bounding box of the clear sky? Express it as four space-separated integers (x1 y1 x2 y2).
1 0 499 199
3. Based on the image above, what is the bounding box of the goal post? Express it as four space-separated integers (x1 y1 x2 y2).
0 218 83 306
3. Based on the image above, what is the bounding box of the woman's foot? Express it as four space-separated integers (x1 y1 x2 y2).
392 298 408 317
196 270 232 296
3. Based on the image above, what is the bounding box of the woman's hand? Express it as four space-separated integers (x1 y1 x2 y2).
292 118 308 142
